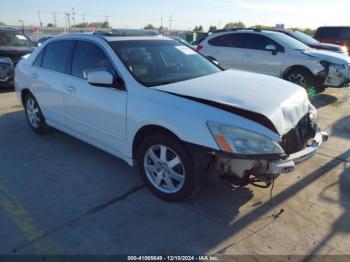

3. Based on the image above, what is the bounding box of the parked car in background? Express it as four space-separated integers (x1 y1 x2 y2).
111 28 160 36
0 27 35 87
274 29 348 55
169 36 196 49
36 36 52 47
15 33 327 201
198 29 350 89
315 26 350 55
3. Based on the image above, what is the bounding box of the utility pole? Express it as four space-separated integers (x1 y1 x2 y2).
82 14 85 24
38 11 43 28
53 12 57 27
161 16 163 28
168 16 173 31
72 8 76 26
18 20 24 32
65 13 71 28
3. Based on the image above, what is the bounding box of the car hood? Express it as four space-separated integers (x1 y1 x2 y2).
303 49 350 64
310 42 345 52
0 46 35 64
0 46 35 55
153 70 311 135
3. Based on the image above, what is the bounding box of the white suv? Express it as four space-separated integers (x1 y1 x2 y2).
15 33 327 201
198 29 350 88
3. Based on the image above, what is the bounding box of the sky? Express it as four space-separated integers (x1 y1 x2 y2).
0 0 349 30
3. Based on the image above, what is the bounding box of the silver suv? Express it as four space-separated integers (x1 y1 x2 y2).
198 29 350 89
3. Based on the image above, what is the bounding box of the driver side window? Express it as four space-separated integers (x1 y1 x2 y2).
71 41 115 79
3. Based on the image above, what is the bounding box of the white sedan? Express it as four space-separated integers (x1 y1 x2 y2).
15 33 328 202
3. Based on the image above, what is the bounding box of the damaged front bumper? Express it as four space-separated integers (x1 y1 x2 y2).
212 129 328 179
324 63 350 87
268 130 328 174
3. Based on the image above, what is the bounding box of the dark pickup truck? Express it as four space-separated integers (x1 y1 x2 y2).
0 28 35 87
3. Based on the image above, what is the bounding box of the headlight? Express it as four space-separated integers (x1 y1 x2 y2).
207 122 284 155
0 56 13 65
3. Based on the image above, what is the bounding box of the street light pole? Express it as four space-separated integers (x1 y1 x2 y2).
18 20 24 32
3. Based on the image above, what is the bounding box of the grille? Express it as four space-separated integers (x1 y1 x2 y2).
280 114 317 155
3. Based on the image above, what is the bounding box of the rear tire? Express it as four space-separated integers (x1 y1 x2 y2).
136 134 200 202
24 93 51 133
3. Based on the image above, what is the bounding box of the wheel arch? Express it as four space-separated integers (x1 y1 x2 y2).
132 124 182 159
20 88 32 106
282 65 315 79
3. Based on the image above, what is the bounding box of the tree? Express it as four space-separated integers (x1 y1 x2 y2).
87 21 110 28
47 23 54 27
300 28 315 36
208 25 217 32
193 25 203 32
144 24 155 29
253 25 274 30
73 22 89 28
224 21 245 29
0 20 6 26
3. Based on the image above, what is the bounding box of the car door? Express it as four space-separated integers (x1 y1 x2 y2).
30 40 74 126
63 40 127 153
243 33 286 77
205 33 247 70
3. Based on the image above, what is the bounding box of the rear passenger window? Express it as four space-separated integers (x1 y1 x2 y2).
42 40 74 73
208 33 246 48
246 34 284 52
71 41 114 79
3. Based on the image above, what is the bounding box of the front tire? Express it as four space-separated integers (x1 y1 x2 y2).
136 134 199 202
285 68 315 93
24 93 51 133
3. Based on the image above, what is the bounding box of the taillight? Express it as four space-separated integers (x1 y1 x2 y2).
196 45 203 52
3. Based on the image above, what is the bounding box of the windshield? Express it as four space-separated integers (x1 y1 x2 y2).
288 31 319 45
270 32 310 51
0 31 34 47
110 40 221 87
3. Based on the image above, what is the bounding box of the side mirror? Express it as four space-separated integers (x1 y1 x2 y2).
87 71 114 87
265 45 277 55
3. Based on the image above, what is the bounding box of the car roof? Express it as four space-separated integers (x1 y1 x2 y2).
317 26 350 29
209 29 283 38
51 33 171 42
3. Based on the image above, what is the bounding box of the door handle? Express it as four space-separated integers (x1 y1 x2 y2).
31 73 38 79
65 85 77 93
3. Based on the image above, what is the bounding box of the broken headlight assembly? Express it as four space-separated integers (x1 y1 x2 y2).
207 121 284 155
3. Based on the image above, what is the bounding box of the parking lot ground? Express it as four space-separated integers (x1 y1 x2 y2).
0 86 349 256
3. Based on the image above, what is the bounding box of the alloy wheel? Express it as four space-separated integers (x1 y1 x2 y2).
144 144 186 194
26 98 41 128
288 73 306 87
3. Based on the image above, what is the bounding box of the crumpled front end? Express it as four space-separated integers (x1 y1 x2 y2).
212 110 328 186
324 63 350 87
